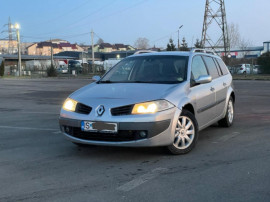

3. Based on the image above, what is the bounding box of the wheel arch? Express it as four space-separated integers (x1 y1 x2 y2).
230 91 235 103
182 103 195 115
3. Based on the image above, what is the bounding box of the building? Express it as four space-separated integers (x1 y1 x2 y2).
92 43 135 53
218 41 270 59
262 41 270 54
79 44 91 52
0 40 33 55
27 41 84 56
0 39 18 54
0 54 75 75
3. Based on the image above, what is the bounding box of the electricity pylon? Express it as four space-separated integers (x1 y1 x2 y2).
8 17 14 54
201 0 230 56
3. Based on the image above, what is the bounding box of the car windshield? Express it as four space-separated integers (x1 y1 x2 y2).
100 55 188 84
69 61 81 67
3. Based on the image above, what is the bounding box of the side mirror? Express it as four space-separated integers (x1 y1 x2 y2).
92 75 101 81
195 75 212 84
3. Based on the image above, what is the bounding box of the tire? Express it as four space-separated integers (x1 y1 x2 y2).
167 109 199 155
218 96 234 127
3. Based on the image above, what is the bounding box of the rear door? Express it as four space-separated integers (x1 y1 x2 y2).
215 58 230 117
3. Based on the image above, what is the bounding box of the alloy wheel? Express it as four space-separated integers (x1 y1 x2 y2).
173 116 195 150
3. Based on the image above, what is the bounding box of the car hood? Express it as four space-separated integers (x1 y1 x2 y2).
70 82 180 107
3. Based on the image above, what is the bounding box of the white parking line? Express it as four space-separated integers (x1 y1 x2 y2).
212 132 240 143
20 111 59 115
117 167 168 192
0 125 58 131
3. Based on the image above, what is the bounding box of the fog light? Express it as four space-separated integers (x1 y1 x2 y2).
139 131 147 138
60 126 65 132
65 126 70 133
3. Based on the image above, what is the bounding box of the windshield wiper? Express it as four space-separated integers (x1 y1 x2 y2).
129 81 182 84
98 80 113 83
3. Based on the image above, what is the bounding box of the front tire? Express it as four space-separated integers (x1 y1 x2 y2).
167 109 199 155
218 96 234 127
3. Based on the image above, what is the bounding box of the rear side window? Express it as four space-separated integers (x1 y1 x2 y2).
191 56 208 80
202 56 219 79
216 58 229 75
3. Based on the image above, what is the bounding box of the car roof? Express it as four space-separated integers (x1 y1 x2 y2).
127 51 221 59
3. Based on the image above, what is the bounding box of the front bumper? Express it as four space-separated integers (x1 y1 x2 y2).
59 107 181 147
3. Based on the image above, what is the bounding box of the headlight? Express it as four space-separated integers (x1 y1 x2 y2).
62 98 78 112
131 100 174 114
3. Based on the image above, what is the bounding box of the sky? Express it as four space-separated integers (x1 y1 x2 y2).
0 0 269 48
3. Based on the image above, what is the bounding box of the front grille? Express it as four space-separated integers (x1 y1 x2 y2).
75 103 92 114
111 105 134 116
64 126 147 142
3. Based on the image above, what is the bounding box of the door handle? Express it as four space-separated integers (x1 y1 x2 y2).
223 82 227 86
210 87 215 92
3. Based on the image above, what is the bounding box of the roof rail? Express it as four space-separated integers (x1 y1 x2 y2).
191 48 217 55
134 50 157 55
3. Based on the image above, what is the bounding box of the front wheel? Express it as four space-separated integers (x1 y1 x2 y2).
218 97 234 127
167 110 199 155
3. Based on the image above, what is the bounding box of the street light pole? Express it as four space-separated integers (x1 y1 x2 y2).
14 23 21 76
178 25 183 51
91 29 95 74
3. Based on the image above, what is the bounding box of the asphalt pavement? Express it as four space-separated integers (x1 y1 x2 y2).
0 78 269 202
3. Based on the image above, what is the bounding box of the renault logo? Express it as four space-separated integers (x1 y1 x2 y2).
96 105 105 116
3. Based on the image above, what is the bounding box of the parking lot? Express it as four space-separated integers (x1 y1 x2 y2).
0 78 270 202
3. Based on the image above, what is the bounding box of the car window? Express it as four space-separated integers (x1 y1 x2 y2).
191 55 208 80
202 56 219 79
213 58 222 76
216 58 229 75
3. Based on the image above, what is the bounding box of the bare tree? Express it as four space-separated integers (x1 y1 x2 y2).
228 23 241 48
134 37 150 49
239 38 253 57
96 38 104 45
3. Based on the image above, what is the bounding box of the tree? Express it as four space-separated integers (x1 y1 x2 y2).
228 23 241 48
0 61 4 76
96 38 104 45
47 64 57 77
239 38 253 57
194 39 202 48
166 38 176 51
134 37 150 49
180 37 189 51
257 52 270 74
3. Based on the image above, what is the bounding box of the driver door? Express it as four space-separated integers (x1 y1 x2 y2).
189 55 216 128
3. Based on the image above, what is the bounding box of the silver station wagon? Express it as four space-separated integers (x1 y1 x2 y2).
59 49 235 154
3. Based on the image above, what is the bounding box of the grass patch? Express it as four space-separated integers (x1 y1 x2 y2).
233 74 270 80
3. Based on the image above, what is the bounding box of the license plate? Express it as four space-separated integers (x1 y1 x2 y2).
81 121 118 133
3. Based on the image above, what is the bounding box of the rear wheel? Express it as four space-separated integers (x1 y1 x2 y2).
167 110 199 155
218 97 234 127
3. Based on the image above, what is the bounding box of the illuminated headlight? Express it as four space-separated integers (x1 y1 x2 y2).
62 98 78 112
131 100 174 114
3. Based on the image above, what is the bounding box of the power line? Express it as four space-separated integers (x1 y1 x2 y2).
151 30 178 44
28 0 148 38
25 0 91 27
21 31 91 40
94 32 104 41
31 0 117 37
